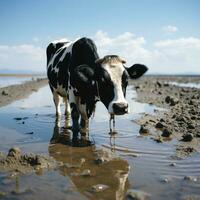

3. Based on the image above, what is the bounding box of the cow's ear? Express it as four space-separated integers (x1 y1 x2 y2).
126 64 148 79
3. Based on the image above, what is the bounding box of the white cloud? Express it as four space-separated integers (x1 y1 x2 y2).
0 31 200 74
162 25 178 34
0 44 45 72
93 31 200 74
93 30 149 66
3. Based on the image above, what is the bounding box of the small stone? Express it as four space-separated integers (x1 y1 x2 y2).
8 147 21 158
139 126 149 135
91 184 109 193
81 169 91 176
181 133 193 142
161 129 172 137
184 176 197 182
165 96 171 104
1 90 8 95
155 122 164 129
126 189 151 200
169 163 176 167
187 124 195 129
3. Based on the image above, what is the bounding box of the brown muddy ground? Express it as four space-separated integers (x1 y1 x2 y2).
132 75 200 158
0 78 48 107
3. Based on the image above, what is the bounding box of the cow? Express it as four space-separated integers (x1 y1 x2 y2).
47 37 148 135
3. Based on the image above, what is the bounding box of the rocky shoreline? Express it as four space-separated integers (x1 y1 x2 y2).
132 75 200 158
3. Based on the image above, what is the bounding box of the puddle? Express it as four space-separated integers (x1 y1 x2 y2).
0 85 200 200
168 81 200 89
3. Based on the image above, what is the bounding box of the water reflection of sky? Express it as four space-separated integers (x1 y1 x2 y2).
0 75 45 88
7 85 158 122
168 81 200 89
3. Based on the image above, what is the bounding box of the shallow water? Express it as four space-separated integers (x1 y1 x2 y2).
168 81 200 89
0 75 45 88
0 85 199 200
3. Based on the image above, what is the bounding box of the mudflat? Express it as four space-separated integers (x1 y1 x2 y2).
133 75 200 158
0 78 48 107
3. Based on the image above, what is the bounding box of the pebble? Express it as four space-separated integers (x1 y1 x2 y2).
155 122 164 129
91 184 109 193
161 129 172 137
1 90 8 95
181 133 193 142
169 163 176 167
81 169 91 176
139 126 149 135
184 176 197 182
7 147 21 158
126 189 151 200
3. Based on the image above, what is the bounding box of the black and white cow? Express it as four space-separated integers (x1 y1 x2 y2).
47 37 147 134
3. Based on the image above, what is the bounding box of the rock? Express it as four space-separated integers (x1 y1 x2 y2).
176 116 186 122
126 189 151 200
156 81 162 87
184 176 197 182
187 124 195 129
169 163 176 167
161 129 172 137
181 133 193 142
91 184 109 193
81 169 91 176
165 96 171 104
139 125 149 134
155 122 164 129
1 90 8 95
7 147 21 158
94 149 116 164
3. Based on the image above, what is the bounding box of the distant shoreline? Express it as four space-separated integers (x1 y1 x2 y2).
0 73 46 77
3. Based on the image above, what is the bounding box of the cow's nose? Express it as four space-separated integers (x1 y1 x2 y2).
113 102 128 115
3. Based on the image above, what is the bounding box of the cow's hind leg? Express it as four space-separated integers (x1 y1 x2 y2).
70 103 80 134
53 91 62 116
64 97 71 128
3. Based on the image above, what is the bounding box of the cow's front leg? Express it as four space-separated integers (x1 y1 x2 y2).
53 91 61 116
64 97 71 128
70 103 80 134
80 118 89 135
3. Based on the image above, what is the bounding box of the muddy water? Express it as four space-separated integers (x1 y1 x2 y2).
0 85 199 200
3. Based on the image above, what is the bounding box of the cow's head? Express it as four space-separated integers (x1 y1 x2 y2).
95 55 148 115
74 55 148 116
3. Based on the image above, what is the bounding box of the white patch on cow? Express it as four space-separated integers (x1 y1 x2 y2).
56 84 68 97
52 38 69 47
52 90 62 116
47 41 73 69
102 63 128 114
78 101 87 120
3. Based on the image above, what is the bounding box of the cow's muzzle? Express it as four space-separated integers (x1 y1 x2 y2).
113 102 128 115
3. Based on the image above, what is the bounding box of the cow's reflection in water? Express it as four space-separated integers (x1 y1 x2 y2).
49 116 130 200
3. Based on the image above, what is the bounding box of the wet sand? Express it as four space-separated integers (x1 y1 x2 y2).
0 78 48 107
133 75 200 158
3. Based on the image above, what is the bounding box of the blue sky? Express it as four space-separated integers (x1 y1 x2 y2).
0 0 200 74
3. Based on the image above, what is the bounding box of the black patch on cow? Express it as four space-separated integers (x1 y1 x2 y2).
57 52 71 88
122 70 129 96
95 67 115 109
47 67 57 89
